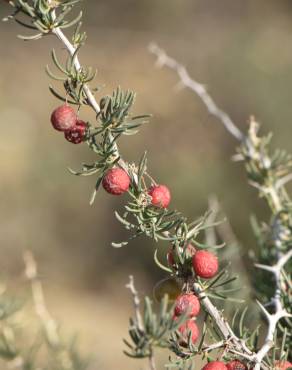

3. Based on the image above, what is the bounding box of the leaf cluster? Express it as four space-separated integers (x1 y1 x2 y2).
4 0 83 40
124 295 186 359
48 47 96 106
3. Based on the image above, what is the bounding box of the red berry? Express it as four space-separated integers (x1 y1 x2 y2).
102 168 130 195
274 361 292 370
177 318 199 344
201 361 228 370
148 185 171 208
51 105 77 132
174 293 200 317
192 250 219 279
64 120 86 144
226 360 247 370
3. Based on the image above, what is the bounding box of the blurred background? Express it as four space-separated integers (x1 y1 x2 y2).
1 0 292 368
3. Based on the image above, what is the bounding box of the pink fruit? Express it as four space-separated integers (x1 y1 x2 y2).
192 250 219 279
51 105 77 132
102 168 130 195
174 293 200 317
201 362 228 370
64 120 86 144
148 185 171 208
177 318 199 344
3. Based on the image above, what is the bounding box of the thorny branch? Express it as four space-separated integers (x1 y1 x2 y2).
48 14 257 366
244 119 292 368
148 43 244 142
192 283 255 362
254 250 292 369
148 44 292 367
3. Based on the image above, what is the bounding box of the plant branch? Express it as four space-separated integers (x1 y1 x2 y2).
47 21 255 364
148 43 244 142
50 19 132 176
49 4 130 175
23 250 60 347
193 283 258 364
126 275 144 332
149 352 157 370
52 27 101 115
254 302 290 369
41 23 270 368
126 276 158 370
148 46 292 366
253 249 292 369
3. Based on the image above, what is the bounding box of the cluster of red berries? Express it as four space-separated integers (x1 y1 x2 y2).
51 104 86 144
170 245 219 347
170 247 291 369
173 292 200 344
172 295 249 366
101 168 171 208
51 104 171 208
50 106 172 205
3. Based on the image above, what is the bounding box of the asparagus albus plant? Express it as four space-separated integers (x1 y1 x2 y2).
2 1 292 369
